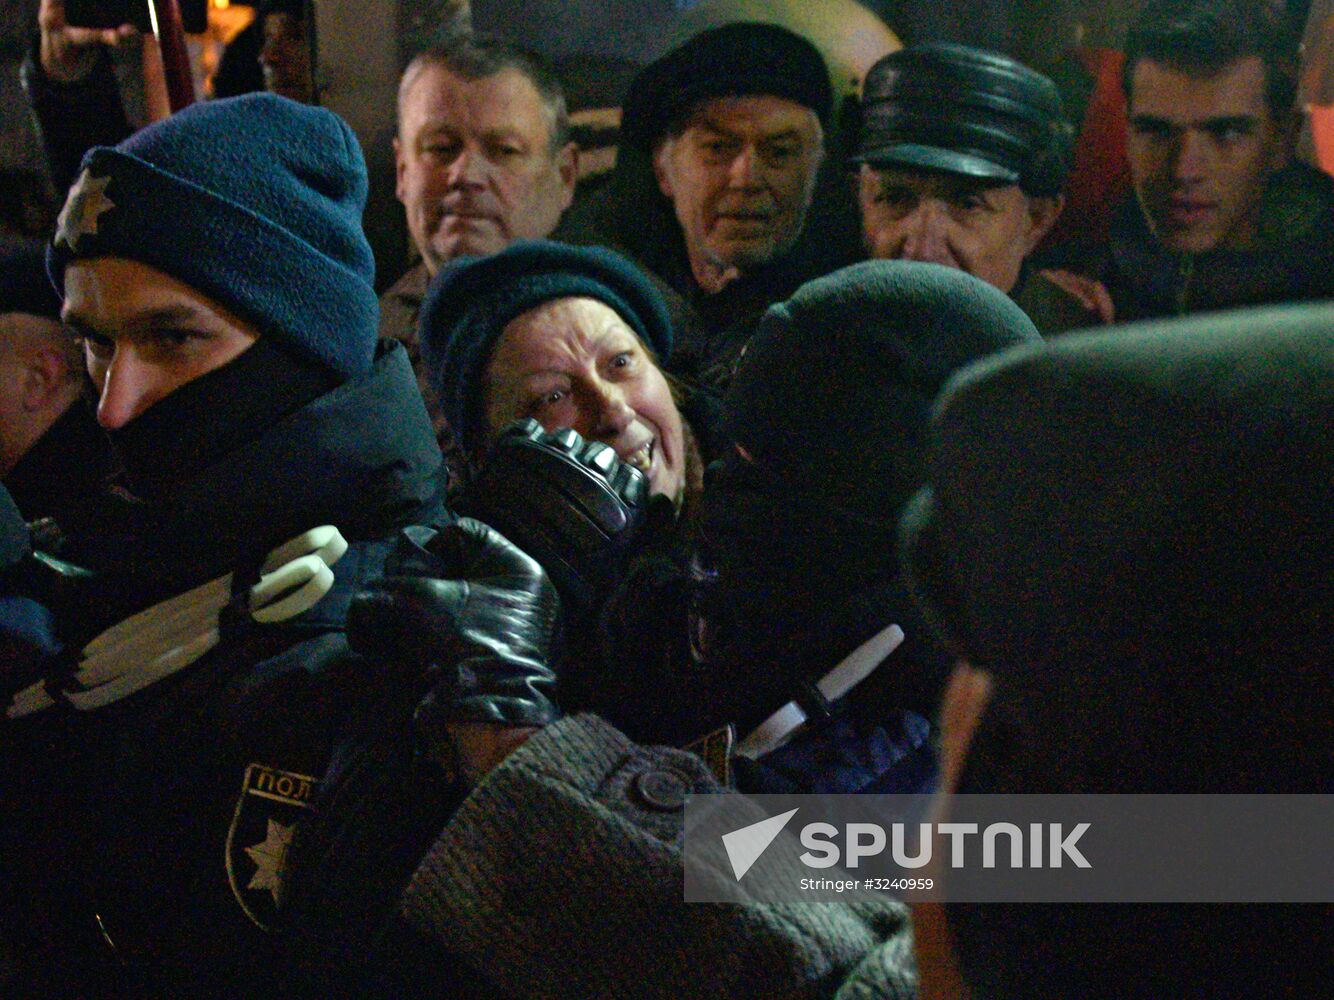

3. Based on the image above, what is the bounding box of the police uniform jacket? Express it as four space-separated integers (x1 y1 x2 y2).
0 341 445 997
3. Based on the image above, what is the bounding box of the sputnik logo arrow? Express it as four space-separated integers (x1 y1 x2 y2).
721 807 799 881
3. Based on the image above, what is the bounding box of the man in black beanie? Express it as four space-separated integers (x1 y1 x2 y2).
898 303 1333 997
854 43 1099 334
700 261 1042 779
0 94 445 997
561 22 840 389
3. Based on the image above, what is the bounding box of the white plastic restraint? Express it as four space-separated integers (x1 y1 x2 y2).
6 526 348 717
734 621 905 761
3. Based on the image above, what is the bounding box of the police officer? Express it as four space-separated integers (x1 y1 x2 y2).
0 94 444 996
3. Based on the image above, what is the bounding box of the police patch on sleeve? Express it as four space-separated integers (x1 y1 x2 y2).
226 763 317 931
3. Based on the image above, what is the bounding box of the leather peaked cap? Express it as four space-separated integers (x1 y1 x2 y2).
856 43 1073 196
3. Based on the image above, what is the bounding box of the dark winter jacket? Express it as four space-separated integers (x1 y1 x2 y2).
0 342 445 998
1103 163 1334 322
1013 265 1104 336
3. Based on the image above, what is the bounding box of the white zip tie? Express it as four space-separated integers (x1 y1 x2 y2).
5 526 347 718
735 622 905 761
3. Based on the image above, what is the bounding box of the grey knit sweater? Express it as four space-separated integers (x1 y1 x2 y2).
400 714 918 999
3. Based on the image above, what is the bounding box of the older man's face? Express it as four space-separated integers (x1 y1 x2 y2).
1127 56 1289 254
653 96 823 291
395 65 577 275
857 165 1061 293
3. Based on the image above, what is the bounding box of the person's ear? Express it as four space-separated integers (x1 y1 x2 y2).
852 162 877 204
20 343 71 413
808 115 827 165
393 134 408 203
651 138 676 199
911 661 992 1000
938 660 993 795
1021 193 1064 256
1268 110 1298 173
556 141 578 209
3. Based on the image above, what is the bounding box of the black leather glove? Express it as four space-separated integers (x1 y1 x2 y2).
453 419 665 619
348 517 561 729
2 487 103 686
3 488 99 619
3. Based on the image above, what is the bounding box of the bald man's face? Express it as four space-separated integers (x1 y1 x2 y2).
0 311 78 477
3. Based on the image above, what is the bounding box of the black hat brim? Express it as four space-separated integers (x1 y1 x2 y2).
852 142 1021 186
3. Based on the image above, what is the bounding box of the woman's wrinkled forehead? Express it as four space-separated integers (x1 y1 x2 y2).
491 296 644 374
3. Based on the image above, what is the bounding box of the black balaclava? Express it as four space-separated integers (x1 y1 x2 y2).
109 337 338 498
697 260 1042 727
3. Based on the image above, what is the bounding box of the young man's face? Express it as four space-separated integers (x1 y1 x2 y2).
395 65 577 276
857 164 1061 293
1127 55 1290 254
653 95 823 290
62 257 259 430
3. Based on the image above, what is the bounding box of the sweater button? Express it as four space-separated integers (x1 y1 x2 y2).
633 769 689 811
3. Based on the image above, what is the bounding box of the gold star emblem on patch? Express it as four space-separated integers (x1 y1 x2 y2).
55 170 114 250
227 763 316 930
244 817 296 906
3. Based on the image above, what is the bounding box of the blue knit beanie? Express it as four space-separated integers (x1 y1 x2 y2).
418 239 675 453
47 93 378 381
